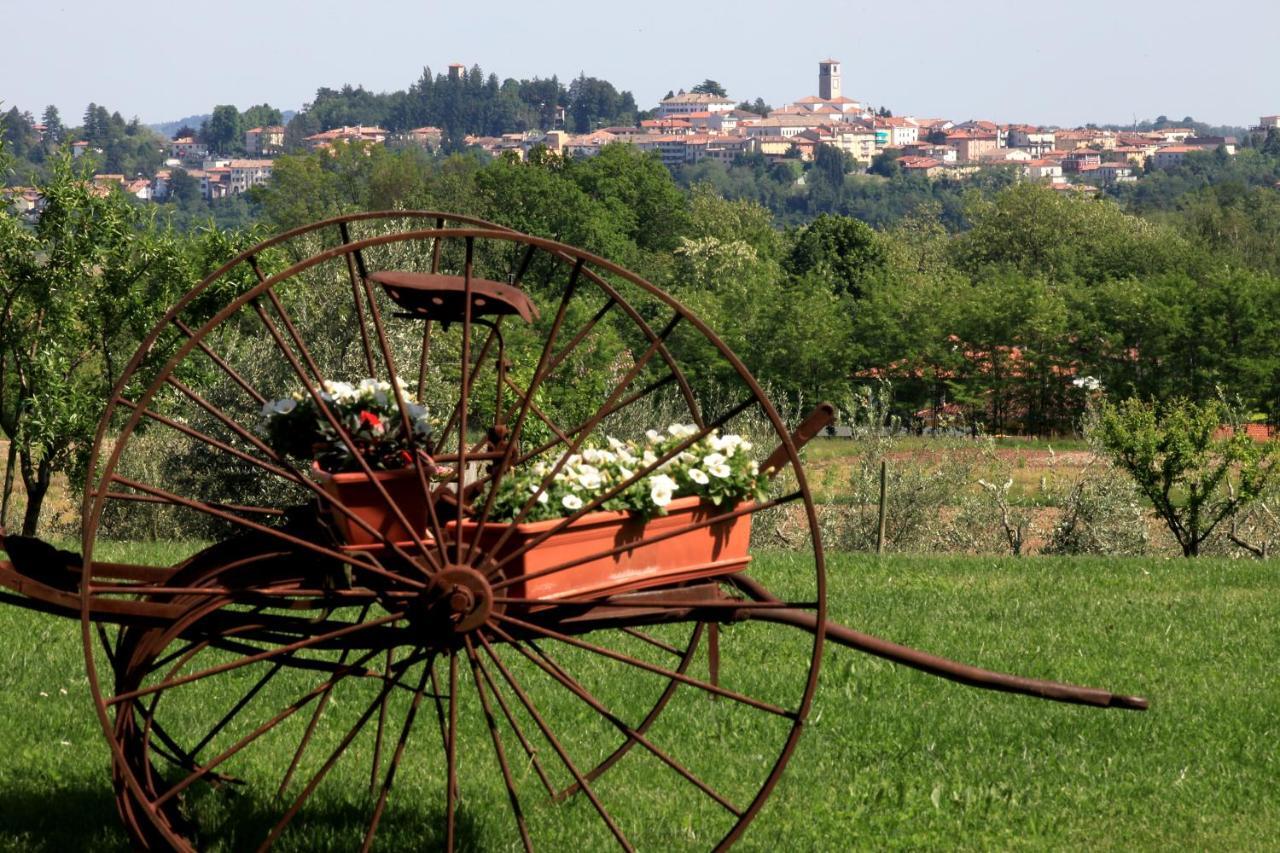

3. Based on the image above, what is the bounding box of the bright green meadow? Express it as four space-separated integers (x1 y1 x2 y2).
0 550 1275 850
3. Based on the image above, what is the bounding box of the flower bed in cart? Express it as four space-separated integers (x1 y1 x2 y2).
261 383 766 600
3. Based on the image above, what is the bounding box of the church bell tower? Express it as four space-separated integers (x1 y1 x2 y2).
819 59 841 100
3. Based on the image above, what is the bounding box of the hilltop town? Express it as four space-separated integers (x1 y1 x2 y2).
5 58 1273 212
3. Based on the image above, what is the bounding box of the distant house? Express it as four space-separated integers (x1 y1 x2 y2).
227 159 274 194
655 92 736 118
243 125 285 156
1006 126 1056 156
1152 145 1201 169
945 130 999 163
303 125 388 152
404 126 443 150
169 137 209 162
1258 115 1280 130
71 140 90 159
1024 159 1064 182
1062 150 1102 172
898 155 943 177
1093 161 1136 185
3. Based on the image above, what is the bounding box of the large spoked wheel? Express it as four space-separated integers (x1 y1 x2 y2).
82 214 827 850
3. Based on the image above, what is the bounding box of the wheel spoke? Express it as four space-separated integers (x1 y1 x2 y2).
105 474 425 589
445 651 459 851
360 661 433 853
481 314 687 556
455 238 475 567
337 221 379 377
477 634 634 851
108 610 405 707
469 637 557 799
493 612 793 717
500 626 742 817
150 645 392 809
464 259 583 565
465 637 533 852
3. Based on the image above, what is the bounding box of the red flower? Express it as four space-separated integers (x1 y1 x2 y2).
358 410 383 432
399 449 413 466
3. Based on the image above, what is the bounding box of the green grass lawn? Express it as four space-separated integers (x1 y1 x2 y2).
0 551 1275 850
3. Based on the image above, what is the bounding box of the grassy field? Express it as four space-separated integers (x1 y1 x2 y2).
0 549 1275 850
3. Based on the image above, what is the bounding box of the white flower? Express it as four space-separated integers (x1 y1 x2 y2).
649 473 676 508
668 423 697 438
562 493 583 511
688 468 709 485
618 466 634 481
645 429 662 442
536 490 549 504
749 460 759 475
577 465 603 490
323 380 359 404
702 452 727 469
263 397 296 416
607 436 628 452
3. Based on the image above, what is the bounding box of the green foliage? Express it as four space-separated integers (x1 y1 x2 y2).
786 213 886 298
0 157 195 533
690 79 727 97
201 105 242 154
1095 397 1279 556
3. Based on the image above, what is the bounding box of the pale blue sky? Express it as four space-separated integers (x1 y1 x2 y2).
3 0 1276 128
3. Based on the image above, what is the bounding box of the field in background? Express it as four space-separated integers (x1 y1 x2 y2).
0 550 1274 850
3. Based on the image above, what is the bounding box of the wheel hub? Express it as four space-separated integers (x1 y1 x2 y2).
410 565 494 644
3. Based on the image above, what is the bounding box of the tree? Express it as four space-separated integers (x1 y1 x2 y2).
786 213 886 298
1095 397 1279 556
0 158 192 534
168 168 202 204
736 98 772 117
690 80 727 97
241 103 283 130
40 105 64 145
201 105 242 153
173 124 198 141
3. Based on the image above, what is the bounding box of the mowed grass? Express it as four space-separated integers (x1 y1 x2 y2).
0 550 1275 850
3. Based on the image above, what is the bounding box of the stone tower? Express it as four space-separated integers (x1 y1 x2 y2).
819 59 841 100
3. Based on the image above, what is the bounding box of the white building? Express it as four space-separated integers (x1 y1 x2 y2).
656 92 736 118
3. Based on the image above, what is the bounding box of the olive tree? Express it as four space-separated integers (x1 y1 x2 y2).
1095 397 1278 556
0 157 191 534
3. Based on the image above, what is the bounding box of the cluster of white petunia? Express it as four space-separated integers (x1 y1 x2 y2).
491 424 766 523
260 377 432 472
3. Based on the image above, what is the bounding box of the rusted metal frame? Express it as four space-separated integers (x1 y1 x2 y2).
454 237 476 567
187 661 285 758
494 624 743 817
573 265 705 430
246 284 442 572
426 655 453 803
503 375 571 444
118 396 298 484
105 474 422 590
277 603 370 797
445 651 459 851
415 320 433 403
504 373 678 474
0 566 185 625
485 394 756 582
492 612 792 718
747 603 1150 711
260 653 419 852
172 317 267 405
479 314 687 563
467 635 558 800
369 647 395 794
77 221 518 829
337 222 379 377
545 295 615 376
108 609 405 707
160 377 429 570
465 637 534 851
249 254 326 384
463 259 585 566
99 490 284 517
360 662 434 853
618 626 684 657
476 633 634 852
433 325 500 467
489 490 801 597
87 583 382 601
352 233 454 571
552 622 705 803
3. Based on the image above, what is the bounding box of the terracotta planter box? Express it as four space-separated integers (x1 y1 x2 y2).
317 470 752 599
456 495 752 601
314 464 427 548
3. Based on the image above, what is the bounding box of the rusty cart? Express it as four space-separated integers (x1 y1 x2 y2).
0 214 1146 851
